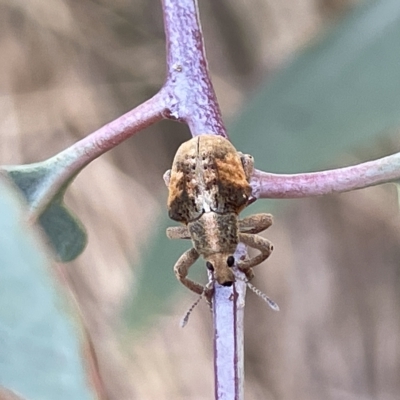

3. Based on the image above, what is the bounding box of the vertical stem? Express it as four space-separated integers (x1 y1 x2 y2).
161 1 242 397
213 280 246 400
161 0 227 137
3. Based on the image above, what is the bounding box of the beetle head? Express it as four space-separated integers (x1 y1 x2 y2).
205 253 236 287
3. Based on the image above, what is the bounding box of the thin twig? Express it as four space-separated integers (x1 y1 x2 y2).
252 151 400 199
21 93 166 217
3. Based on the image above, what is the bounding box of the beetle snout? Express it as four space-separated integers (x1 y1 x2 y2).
205 254 236 287
215 269 235 286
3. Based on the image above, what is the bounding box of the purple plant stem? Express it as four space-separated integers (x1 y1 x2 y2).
212 242 249 400
213 283 245 400
161 0 227 137
252 152 400 199
26 93 165 216
62 93 166 169
161 1 241 398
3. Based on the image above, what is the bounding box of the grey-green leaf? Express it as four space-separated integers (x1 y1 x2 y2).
38 200 87 262
0 177 95 400
2 162 87 262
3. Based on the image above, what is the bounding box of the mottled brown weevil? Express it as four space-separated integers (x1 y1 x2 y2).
164 134 273 298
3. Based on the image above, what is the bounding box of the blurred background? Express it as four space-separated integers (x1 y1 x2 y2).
2 0 400 399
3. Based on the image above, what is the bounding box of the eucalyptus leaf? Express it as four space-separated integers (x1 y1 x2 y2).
2 162 87 262
38 199 87 262
0 177 94 400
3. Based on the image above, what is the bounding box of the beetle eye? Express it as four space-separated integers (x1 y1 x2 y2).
226 256 235 267
206 261 214 271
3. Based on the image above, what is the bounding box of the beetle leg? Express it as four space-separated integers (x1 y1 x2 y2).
237 233 273 280
166 225 191 240
239 213 273 234
238 153 254 181
174 248 207 295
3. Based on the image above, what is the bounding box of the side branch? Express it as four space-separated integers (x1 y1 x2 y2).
64 92 165 169
252 152 400 198
22 93 166 216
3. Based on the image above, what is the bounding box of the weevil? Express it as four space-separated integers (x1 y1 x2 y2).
164 134 273 297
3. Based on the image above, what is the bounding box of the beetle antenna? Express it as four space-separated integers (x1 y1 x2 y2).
180 281 214 328
180 294 203 328
234 273 279 311
246 280 279 311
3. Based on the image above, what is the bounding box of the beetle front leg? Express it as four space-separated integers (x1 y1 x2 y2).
237 233 273 280
238 153 254 181
174 248 206 295
167 225 190 240
239 213 273 234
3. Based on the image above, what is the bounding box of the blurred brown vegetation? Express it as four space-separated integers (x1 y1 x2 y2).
3 0 400 399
